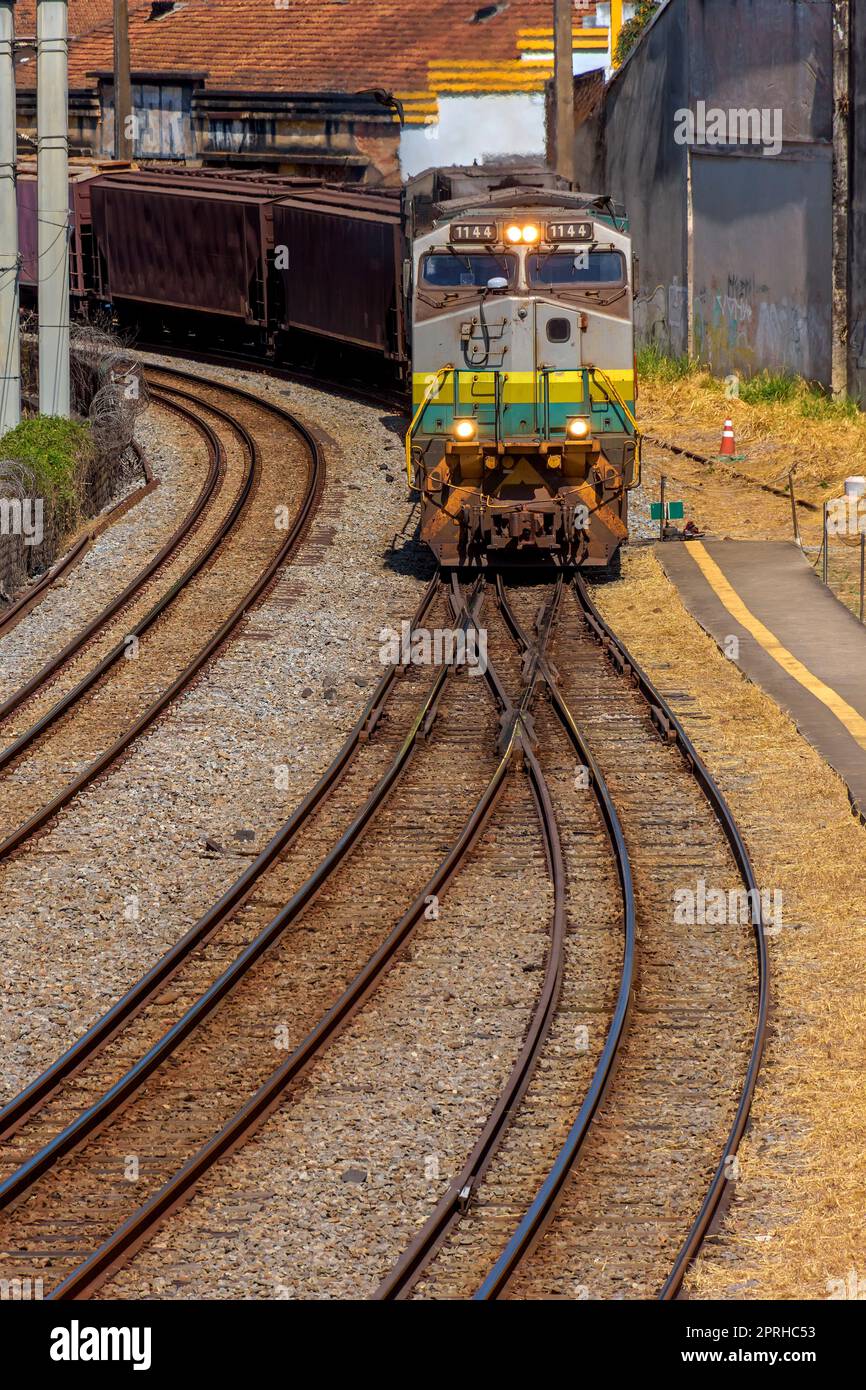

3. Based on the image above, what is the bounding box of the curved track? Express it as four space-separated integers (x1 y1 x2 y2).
0 370 768 1301
0 370 322 862
0 579 504 1298
374 575 768 1302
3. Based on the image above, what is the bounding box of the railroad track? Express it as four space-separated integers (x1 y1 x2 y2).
0 575 512 1297
372 576 768 1301
0 571 601 1301
134 340 409 419
0 368 321 863
0 554 767 1301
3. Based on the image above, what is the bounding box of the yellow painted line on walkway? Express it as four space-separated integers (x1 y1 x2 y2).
686 540 866 751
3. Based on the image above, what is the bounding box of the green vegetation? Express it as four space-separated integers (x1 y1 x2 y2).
736 371 800 405
636 344 694 383
637 348 862 424
0 415 93 518
615 1 660 66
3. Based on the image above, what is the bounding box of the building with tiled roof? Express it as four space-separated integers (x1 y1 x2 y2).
13 0 122 38
12 0 624 182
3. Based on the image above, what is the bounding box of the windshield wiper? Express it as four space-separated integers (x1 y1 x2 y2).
445 245 474 274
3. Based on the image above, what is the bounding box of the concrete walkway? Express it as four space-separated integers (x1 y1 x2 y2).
658 539 866 817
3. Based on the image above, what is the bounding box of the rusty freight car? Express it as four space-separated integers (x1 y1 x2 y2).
16 159 133 309
87 169 293 343
273 185 407 365
84 169 408 374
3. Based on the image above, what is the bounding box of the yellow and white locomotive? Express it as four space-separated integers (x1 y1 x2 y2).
406 187 639 569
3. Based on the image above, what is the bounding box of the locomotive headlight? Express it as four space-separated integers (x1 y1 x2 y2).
566 417 591 440
521 224 540 244
505 224 523 244
453 418 478 441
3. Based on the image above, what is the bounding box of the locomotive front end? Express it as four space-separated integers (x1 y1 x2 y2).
408 192 638 570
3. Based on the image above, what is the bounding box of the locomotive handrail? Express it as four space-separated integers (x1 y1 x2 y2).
406 362 642 490
587 364 643 488
537 366 551 439
405 363 454 484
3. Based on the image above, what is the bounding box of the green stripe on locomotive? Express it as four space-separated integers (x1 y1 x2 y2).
411 368 636 440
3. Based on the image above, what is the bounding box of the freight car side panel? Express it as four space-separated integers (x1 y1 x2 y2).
274 202 403 356
90 183 266 322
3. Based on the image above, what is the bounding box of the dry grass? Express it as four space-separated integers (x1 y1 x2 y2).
592 549 866 1300
637 356 866 504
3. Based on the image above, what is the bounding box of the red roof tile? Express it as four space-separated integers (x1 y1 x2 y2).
13 1 141 40
15 0 577 95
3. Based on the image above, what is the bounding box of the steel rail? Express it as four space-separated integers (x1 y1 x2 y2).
0 384 243 757
0 577 444 1142
0 380 322 864
571 575 770 1301
465 577 637 1297
473 577 768 1299
0 582 482 1217
42 589 509 1299
374 577 577 1300
52 746 512 1300
0 389 222 728
0 536 90 637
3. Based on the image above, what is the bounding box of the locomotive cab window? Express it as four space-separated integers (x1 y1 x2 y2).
528 250 625 287
421 253 516 288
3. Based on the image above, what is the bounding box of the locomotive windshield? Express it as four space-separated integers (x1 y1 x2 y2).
422 253 517 288
528 251 625 287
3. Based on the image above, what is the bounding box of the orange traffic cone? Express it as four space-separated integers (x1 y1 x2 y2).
720 418 736 456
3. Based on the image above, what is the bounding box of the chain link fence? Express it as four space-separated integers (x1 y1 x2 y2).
0 323 149 600
809 483 866 623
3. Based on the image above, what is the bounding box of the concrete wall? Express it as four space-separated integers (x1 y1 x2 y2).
574 0 690 354
573 0 836 384
691 150 832 382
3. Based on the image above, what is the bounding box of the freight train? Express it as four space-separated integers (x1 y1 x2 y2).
408 186 637 569
16 163 638 569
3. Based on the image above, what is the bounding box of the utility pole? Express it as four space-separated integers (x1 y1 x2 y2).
610 0 624 69
37 0 70 418
0 0 21 434
553 0 575 185
831 0 850 398
113 0 133 160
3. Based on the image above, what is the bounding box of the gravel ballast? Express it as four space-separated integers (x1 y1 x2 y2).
0 361 425 1104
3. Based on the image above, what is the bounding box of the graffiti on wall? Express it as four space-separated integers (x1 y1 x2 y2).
635 276 688 356
692 273 825 379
